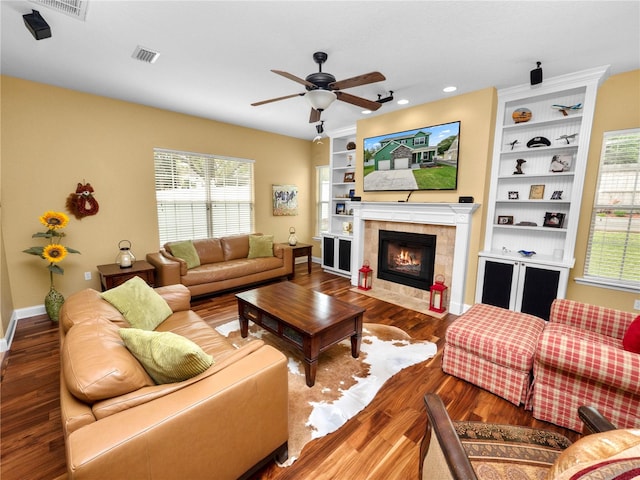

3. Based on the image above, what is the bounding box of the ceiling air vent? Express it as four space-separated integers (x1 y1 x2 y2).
30 0 89 21
132 46 160 64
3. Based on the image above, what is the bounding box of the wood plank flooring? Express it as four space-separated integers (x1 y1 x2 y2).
0 264 580 479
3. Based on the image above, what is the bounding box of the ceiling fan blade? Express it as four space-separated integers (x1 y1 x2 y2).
336 91 382 111
272 70 317 88
251 93 302 106
309 108 321 123
330 72 386 90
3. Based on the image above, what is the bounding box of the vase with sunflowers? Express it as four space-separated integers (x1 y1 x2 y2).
23 211 80 322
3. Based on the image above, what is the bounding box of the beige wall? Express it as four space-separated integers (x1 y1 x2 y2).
356 88 498 307
567 70 640 311
1 76 312 311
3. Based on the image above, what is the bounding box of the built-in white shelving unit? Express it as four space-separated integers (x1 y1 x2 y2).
476 66 610 319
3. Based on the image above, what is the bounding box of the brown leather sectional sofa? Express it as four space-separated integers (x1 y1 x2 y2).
146 234 293 297
59 284 288 479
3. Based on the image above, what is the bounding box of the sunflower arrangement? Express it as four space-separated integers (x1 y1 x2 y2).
23 211 81 285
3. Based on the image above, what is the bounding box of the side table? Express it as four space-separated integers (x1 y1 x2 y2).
97 260 156 291
278 243 312 279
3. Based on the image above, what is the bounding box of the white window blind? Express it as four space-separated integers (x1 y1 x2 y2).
154 149 254 246
317 165 330 234
583 129 639 290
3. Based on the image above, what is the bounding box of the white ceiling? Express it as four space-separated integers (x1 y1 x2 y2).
2 1 639 141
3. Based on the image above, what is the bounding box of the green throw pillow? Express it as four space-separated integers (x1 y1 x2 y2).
101 276 172 330
248 234 274 258
119 328 214 384
168 240 200 269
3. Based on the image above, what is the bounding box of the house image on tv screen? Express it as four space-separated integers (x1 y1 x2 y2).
363 121 460 191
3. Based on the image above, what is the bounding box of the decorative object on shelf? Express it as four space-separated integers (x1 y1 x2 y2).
349 189 355 198
346 152 354 167
549 154 573 172
551 190 563 200
497 216 514 225
357 261 373 291
508 191 519 200
512 107 532 124
429 274 448 314
346 142 356 150
529 184 545 199
544 212 565 228
335 202 346 214
115 240 136 268
66 182 99 219
527 136 551 148
272 184 298 216
506 139 520 150
343 172 355 182
514 158 526 174
557 133 578 144
288 227 297 246
518 250 536 258
551 103 582 116
342 222 353 234
516 221 538 226
23 211 81 322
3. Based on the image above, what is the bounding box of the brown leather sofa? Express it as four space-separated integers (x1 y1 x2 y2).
146 234 293 297
59 284 288 480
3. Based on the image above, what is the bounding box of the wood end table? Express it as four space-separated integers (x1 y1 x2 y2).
278 243 312 279
97 260 156 291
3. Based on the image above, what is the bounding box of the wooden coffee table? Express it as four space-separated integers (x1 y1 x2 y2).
236 282 365 387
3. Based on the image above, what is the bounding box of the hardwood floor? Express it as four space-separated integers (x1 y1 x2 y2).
0 264 580 480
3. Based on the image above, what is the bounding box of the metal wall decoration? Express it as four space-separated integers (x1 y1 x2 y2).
272 184 298 216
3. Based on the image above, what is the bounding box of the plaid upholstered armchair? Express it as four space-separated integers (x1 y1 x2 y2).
420 394 640 480
531 299 640 432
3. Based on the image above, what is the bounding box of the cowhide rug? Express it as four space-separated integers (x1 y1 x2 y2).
215 321 437 466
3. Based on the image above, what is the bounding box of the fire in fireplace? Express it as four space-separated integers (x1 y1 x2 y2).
378 230 436 290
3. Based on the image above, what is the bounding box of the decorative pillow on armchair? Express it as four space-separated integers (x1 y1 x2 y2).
622 315 640 353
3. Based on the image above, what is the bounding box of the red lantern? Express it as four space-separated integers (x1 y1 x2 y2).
429 274 448 313
358 261 373 291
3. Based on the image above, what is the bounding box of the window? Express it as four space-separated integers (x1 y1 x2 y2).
414 136 426 146
153 149 254 245
317 165 330 234
582 129 639 291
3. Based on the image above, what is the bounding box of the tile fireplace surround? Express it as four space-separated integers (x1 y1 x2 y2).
350 202 480 315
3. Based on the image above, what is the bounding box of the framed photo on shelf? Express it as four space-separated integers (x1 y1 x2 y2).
349 189 355 198
343 172 355 183
543 212 565 228
497 215 514 225
529 184 545 200
551 190 563 200
508 191 519 200
335 202 346 215
549 154 573 173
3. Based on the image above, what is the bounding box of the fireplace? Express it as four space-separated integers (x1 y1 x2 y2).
378 230 436 291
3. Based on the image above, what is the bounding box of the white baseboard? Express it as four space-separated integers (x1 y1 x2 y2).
1 304 46 353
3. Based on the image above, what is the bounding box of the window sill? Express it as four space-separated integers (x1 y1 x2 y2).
574 276 640 293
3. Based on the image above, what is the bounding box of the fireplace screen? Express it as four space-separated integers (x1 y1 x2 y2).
378 230 436 290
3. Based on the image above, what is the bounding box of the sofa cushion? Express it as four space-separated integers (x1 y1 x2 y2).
192 237 225 264
60 288 129 334
221 234 251 261
547 429 640 479
119 328 214 384
101 276 172 330
248 234 274 258
622 315 640 353
62 318 154 403
167 240 201 269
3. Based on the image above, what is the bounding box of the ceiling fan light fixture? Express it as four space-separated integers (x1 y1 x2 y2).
305 89 337 111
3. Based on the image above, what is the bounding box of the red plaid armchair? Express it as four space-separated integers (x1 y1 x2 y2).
532 298 640 432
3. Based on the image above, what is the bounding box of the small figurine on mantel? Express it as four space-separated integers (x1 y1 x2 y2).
514 158 526 175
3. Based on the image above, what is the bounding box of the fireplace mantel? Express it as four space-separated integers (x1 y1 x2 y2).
350 202 480 315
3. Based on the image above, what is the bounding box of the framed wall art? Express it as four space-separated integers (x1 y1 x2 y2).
272 184 298 216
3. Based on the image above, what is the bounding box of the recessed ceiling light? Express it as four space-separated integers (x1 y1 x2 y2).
443 86 457 93
362 110 372 115
397 99 409 105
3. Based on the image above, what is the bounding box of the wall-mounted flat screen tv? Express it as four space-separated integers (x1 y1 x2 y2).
363 120 460 191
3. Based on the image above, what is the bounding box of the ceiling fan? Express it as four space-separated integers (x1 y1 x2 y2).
252 51 386 123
